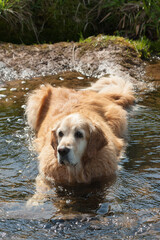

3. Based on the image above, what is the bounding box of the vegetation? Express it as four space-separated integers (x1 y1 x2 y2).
79 34 154 59
0 0 159 55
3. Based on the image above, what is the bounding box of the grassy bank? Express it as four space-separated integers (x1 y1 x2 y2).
0 0 159 55
79 34 159 59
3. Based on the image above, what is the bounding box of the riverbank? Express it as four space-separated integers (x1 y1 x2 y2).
0 35 156 89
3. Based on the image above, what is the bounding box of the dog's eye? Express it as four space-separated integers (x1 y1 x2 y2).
75 131 83 139
58 131 64 138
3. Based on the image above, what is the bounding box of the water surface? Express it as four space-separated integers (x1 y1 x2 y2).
0 72 160 239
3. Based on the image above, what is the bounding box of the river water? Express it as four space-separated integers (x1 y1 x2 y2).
0 70 160 239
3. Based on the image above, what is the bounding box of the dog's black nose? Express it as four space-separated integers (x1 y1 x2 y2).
58 147 70 157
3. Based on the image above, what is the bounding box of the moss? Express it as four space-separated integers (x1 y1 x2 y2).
78 35 137 58
80 35 134 48
79 34 159 60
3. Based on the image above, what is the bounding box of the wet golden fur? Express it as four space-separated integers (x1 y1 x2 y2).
26 76 135 204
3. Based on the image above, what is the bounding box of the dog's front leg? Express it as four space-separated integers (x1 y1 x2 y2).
26 174 53 207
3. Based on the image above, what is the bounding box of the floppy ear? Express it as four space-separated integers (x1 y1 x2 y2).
87 125 108 159
51 129 58 157
25 84 52 132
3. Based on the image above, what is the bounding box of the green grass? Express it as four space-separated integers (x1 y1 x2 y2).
0 0 159 51
132 38 160 58
131 37 151 59
80 34 160 59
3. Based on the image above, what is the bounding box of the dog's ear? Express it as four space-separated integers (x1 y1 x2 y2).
51 129 58 157
87 124 108 159
25 85 52 133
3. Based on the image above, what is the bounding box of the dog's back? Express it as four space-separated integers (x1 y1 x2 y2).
87 76 135 109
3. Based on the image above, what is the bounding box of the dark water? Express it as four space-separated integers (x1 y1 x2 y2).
0 72 160 239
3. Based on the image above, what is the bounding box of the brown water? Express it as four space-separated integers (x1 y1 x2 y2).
0 70 160 239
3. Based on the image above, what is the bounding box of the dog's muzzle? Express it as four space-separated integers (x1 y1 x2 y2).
58 147 70 165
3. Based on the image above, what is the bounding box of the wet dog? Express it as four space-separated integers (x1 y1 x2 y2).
26 76 135 205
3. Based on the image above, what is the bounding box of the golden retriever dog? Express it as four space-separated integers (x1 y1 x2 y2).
26 76 135 205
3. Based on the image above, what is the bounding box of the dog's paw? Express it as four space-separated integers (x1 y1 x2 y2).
26 193 46 207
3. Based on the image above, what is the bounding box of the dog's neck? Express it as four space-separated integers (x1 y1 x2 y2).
67 163 89 184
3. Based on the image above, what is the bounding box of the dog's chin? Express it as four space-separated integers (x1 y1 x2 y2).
58 155 78 167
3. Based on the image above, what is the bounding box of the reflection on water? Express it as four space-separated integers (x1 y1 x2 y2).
0 72 160 239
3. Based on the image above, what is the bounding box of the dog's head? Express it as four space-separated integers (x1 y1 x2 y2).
51 113 107 167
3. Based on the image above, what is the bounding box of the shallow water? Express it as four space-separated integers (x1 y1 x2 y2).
0 72 160 239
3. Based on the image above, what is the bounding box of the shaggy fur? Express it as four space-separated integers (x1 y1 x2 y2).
26 76 135 204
